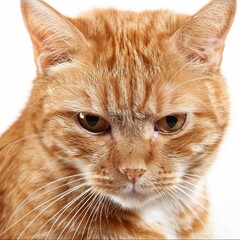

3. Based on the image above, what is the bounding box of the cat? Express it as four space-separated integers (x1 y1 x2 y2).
0 0 236 239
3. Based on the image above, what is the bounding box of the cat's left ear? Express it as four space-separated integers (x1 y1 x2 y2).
21 0 89 71
171 0 236 69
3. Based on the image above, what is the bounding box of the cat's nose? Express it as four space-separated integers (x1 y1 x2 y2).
122 168 146 184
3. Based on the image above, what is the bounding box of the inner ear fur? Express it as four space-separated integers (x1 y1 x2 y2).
21 0 89 70
171 0 236 69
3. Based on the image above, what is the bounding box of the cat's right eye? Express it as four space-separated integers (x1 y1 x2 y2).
77 113 110 135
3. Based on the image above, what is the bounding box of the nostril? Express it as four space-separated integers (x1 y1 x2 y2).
122 168 146 184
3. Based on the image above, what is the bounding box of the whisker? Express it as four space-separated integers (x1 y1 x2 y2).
173 185 220 238
166 188 194 236
3 183 86 239
184 183 231 237
97 196 108 238
84 195 104 239
0 173 93 236
46 187 95 239
102 198 118 227
29 84 85 109
71 192 100 240
17 183 89 239
0 134 38 157
104 197 112 221
182 95 213 111
170 75 219 94
183 175 240 210
58 190 97 239
184 173 240 191
160 191 180 239
168 61 192 84
33 187 93 239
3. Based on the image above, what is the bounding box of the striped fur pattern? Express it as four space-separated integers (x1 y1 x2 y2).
0 0 236 238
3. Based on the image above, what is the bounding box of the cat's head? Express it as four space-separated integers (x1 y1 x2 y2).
21 0 236 209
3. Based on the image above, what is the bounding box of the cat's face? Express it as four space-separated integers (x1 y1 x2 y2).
22 0 234 209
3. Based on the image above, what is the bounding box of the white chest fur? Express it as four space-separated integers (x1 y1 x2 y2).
139 203 178 239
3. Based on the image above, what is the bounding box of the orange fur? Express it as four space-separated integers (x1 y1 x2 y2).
0 0 236 238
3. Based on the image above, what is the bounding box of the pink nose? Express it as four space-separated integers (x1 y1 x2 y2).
123 168 146 184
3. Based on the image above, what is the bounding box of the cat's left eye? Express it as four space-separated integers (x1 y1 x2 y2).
77 113 110 135
154 113 188 134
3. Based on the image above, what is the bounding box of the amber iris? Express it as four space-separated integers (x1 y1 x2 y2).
77 113 110 134
155 114 187 134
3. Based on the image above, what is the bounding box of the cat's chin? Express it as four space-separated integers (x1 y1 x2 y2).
107 182 162 210
111 195 149 210
110 190 158 210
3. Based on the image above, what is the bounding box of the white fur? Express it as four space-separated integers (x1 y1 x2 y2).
139 202 177 239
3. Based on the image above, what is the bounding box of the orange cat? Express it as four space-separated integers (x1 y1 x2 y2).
0 0 236 239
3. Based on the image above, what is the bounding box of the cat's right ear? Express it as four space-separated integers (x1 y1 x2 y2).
21 0 89 71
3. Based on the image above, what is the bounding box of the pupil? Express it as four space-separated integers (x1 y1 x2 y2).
86 115 99 127
166 116 178 128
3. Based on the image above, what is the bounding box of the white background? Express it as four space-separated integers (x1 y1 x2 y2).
0 0 239 238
